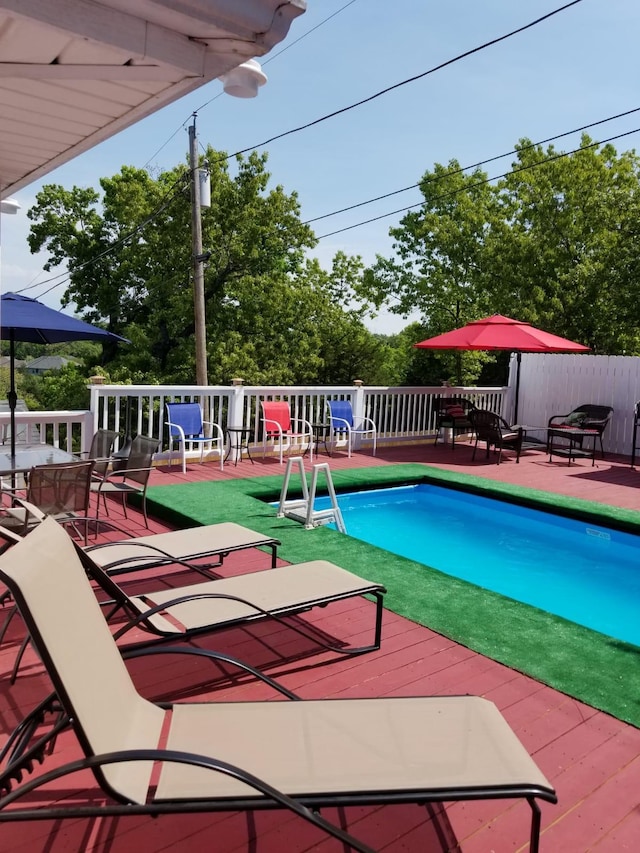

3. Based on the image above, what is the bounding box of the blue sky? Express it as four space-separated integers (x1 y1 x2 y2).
2 0 640 333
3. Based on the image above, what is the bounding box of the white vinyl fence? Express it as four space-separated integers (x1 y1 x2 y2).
514 353 640 457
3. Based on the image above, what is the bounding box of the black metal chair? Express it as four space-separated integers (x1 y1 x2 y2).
1 460 96 545
435 397 478 449
547 404 613 459
81 427 119 478
90 434 159 528
469 409 523 464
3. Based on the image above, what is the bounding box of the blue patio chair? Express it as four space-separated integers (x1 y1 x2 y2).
326 399 377 458
165 402 224 473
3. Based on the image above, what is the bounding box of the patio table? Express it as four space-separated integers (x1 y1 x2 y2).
0 444 78 476
548 428 598 466
224 427 253 466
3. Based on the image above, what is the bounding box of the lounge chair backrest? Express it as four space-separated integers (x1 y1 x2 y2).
261 401 291 434
166 402 204 438
327 400 354 428
572 404 613 430
0 518 165 803
122 434 159 486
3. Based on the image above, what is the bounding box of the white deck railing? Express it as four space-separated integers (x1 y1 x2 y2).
6 351 640 461
84 382 508 464
0 384 509 465
0 410 94 454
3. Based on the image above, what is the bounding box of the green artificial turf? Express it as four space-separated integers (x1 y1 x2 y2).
146 463 640 728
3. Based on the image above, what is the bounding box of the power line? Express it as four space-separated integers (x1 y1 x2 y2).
27 108 640 300
316 125 640 240
144 1 361 169
229 0 585 158
23 0 587 299
23 170 191 297
305 105 640 225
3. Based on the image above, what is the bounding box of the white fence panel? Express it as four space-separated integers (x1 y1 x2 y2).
517 353 640 456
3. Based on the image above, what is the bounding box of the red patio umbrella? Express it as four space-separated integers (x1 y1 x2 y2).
414 314 590 423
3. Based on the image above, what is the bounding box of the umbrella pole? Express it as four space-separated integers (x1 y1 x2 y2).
8 333 17 489
514 351 522 425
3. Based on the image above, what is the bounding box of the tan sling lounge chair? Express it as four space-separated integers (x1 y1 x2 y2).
0 520 556 852
1 513 385 680
84 521 282 576
76 540 386 657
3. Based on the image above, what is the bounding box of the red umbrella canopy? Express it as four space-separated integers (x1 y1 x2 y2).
414 314 590 352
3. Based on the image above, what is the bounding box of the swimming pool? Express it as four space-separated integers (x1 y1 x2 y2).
314 484 640 646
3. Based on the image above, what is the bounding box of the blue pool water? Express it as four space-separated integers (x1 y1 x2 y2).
314 484 640 646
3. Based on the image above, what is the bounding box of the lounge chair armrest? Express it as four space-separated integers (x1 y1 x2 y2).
113 589 296 639
261 416 285 436
122 644 301 700
0 749 374 853
547 413 572 427
583 417 608 431
289 418 312 436
354 416 376 431
165 419 185 437
201 420 224 441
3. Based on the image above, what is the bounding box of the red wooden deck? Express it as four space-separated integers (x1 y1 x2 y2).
2 440 640 851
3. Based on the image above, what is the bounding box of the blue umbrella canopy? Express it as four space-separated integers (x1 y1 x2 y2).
0 292 128 344
0 292 128 461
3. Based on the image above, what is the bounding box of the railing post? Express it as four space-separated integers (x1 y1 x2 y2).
81 410 94 454
228 378 246 463
88 377 104 433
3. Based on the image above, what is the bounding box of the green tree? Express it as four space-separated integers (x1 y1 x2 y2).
486 136 640 353
27 154 393 386
360 138 640 382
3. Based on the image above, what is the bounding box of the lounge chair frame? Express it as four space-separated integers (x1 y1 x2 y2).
84 520 281 576
0 520 556 853
77 545 385 657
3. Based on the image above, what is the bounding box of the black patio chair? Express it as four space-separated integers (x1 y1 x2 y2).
90 434 159 528
434 397 478 449
547 404 613 458
469 409 523 464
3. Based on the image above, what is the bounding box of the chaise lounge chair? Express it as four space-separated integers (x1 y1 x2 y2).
84 520 282 576
76 539 386 657
1 512 385 681
0 519 556 852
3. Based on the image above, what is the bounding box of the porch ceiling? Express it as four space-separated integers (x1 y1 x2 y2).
0 0 306 195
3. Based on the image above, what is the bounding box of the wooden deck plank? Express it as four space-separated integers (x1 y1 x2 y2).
2 442 640 851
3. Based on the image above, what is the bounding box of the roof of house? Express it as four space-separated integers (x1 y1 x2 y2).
24 355 79 371
0 1 306 195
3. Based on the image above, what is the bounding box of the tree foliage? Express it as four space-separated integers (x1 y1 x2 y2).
27 150 384 387
360 136 640 383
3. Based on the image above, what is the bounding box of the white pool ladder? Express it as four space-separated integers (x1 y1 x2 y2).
277 457 346 533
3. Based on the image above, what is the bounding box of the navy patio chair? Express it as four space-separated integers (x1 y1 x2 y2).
165 402 224 473
326 399 377 458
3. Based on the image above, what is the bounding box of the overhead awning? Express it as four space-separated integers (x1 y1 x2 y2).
0 0 306 195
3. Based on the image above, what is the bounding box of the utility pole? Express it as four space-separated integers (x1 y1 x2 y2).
187 61 266 388
189 115 208 387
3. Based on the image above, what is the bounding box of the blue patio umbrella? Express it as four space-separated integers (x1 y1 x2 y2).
0 292 128 463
